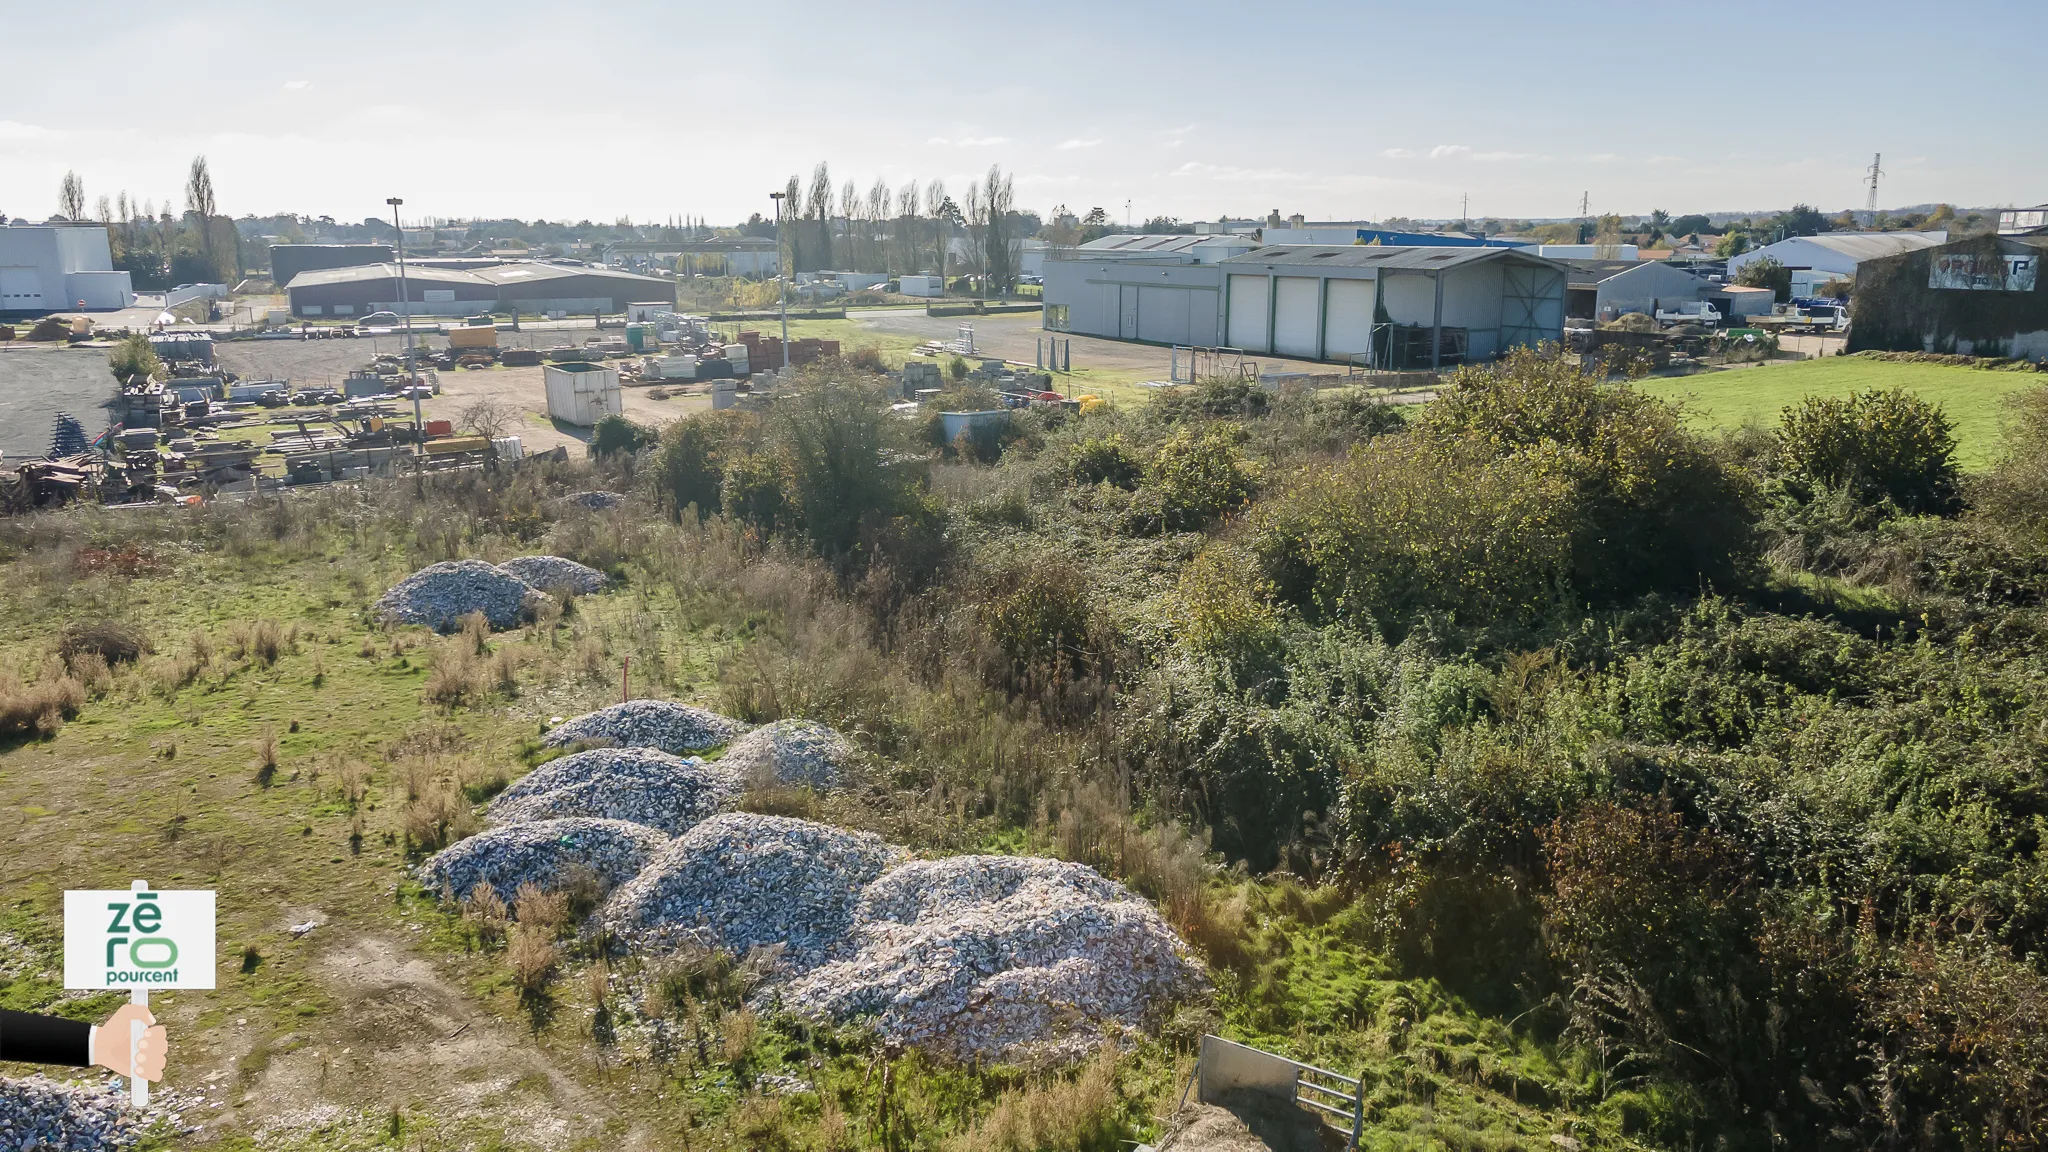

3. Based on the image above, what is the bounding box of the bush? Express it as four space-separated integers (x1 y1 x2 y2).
590 415 654 458
1972 383 2048 541
1062 433 1143 489
57 621 148 667
1126 423 1258 534
1736 254 1792 302
1777 387 1960 514
108 335 163 382
1311 391 1406 441
1418 348 1758 603
1249 435 1574 633
978 558 1109 705
0 668 87 739
651 416 728 520
718 451 787 534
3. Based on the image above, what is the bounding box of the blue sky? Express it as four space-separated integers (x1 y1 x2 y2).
3 1 2040 227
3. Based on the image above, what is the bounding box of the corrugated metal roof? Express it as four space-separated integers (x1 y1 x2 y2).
1077 233 1245 254
282 263 490 289
1779 231 1946 260
1218 244 1559 271
473 263 671 285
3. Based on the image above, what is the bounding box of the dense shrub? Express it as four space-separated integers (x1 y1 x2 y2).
651 414 738 520
1062 433 1143 489
1417 348 1759 603
1973 382 2048 542
590 415 654 458
1250 435 1575 634
1777 387 1960 514
107 334 163 382
1125 422 1257 534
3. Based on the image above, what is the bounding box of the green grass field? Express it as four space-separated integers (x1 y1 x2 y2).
1640 357 2042 470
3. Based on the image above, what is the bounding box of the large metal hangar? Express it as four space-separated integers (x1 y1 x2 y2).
284 261 674 317
471 263 674 314
1043 241 1568 367
283 263 495 318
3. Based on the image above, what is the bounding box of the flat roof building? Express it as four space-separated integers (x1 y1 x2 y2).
268 244 393 288
0 224 134 313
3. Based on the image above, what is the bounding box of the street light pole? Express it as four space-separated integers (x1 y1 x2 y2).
388 196 422 490
769 190 790 369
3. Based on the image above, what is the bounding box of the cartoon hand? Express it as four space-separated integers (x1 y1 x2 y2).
92 1003 167 1082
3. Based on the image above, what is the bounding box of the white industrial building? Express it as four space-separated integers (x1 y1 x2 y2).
1561 259 1711 322
0 224 135 312
1727 231 1946 295
1043 240 1567 368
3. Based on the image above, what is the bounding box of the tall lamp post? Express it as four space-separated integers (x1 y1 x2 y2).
387 196 423 487
768 190 790 369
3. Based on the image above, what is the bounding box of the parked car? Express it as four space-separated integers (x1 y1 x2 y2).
357 311 401 327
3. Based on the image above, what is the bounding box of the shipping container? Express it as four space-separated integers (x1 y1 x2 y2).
543 363 623 426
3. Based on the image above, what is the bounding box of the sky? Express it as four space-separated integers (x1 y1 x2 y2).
3 0 2042 229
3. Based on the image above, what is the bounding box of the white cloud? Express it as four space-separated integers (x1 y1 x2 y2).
1587 153 1622 163
1469 150 1535 162
1058 138 1102 150
0 121 63 140
1163 123 1196 136
1646 154 1686 165
283 80 309 90
1170 161 1305 184
926 136 953 145
1429 144 1471 160
957 135 1008 147
1382 147 1417 159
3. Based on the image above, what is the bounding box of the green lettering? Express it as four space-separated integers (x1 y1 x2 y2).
131 937 178 969
132 903 161 933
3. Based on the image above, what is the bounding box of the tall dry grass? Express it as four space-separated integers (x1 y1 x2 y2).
941 1043 1126 1152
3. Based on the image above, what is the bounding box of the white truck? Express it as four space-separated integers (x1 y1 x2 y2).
1655 301 1723 326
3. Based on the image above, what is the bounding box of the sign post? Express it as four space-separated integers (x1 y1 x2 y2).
64 881 215 1107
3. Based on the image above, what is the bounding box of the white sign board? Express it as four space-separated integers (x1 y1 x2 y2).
63 888 217 991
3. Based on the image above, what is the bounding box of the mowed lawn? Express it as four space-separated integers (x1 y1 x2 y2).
1640 357 2043 470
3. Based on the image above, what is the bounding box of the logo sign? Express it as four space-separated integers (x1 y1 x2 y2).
1929 251 2038 292
63 889 217 990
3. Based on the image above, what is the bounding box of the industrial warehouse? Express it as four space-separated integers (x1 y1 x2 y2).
282 259 675 318
1042 238 1568 368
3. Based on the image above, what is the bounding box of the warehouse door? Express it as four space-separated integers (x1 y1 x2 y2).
1138 285 1193 346
1119 286 1140 340
1272 277 1321 359
1 266 47 311
1323 278 1376 360
1501 264 1566 351
1226 275 1269 351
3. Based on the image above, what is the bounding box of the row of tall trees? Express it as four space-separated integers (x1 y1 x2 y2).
778 162 1030 293
53 158 239 289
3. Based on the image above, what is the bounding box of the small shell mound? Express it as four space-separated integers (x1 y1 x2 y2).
422 817 667 904
488 747 738 835
376 559 550 632
542 700 751 755
598 813 900 964
717 719 856 790
497 554 610 595
780 855 1208 1061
